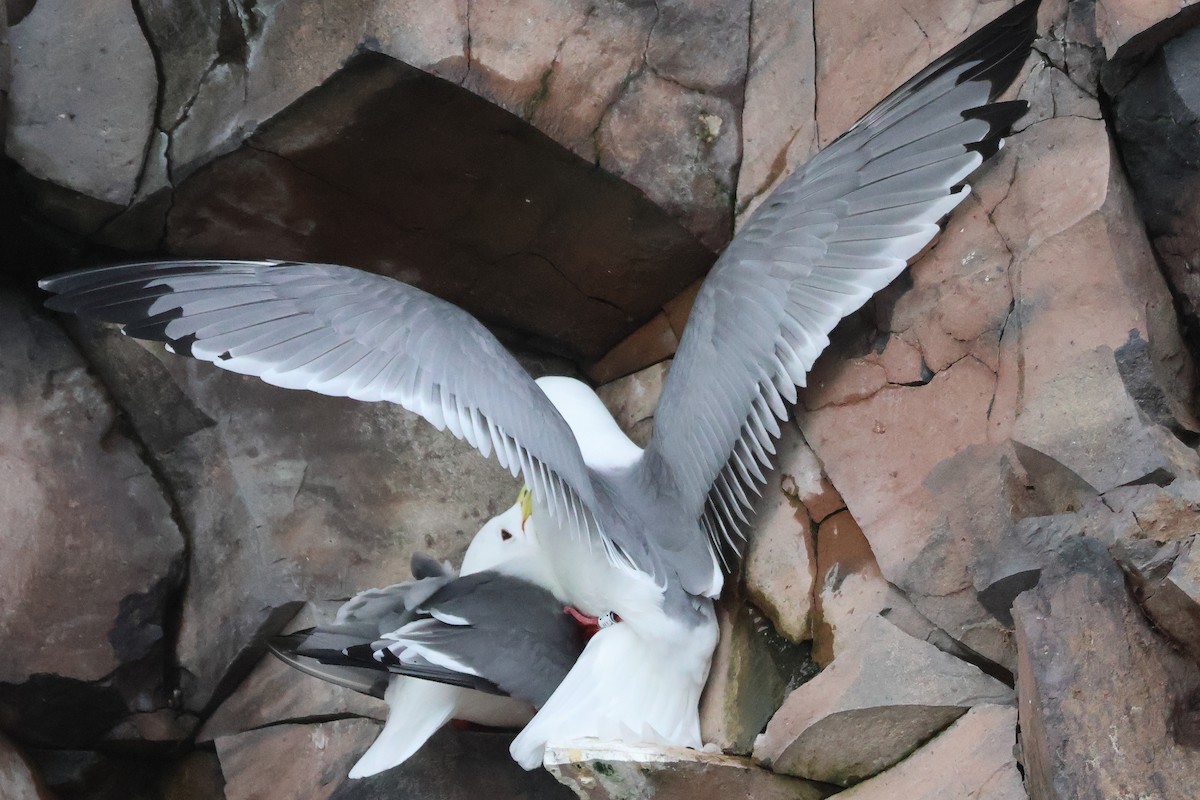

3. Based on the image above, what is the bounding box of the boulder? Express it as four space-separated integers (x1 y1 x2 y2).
67 318 520 715
835 705 1026 800
698 589 818 755
754 615 1013 786
742 425 818 643
800 102 1199 668
1014 535 1200 799
5 0 156 208
1114 538 1200 667
0 294 184 746
1112 23 1200 356
735 0 817 222
545 742 830 800
596 362 670 447
216 722 572 800
163 53 714 364
198 602 386 742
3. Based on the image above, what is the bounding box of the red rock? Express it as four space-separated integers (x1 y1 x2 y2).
545 742 829 800
754 616 1013 786
836 705 1026 800
596 362 670 447
586 313 680 385
1014 536 1200 799
663 280 703 340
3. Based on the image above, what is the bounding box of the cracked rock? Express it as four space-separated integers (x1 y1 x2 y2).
166 53 713 364
1114 538 1200 666
836 704 1026 800
545 742 829 800
68 318 519 715
0 293 184 745
754 615 1013 786
596 361 670 448
1014 535 1200 799
198 602 386 742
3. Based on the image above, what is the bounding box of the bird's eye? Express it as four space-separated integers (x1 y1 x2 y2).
500 529 514 541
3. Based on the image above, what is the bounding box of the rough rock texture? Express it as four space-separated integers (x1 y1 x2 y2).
1014 536 1200 799
742 425 818 643
836 705 1026 800
1114 538 1200 666
198 603 386 742
68 319 520 715
697 589 817 756
800 100 1199 670
545 742 830 800
5 0 156 208
596 362 669 447
0 293 184 746
217 722 571 800
1112 23 1200 355
754 616 1013 786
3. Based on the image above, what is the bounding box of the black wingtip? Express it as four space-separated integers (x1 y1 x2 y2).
963 99 1030 158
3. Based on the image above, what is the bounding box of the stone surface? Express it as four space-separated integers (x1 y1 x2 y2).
545 741 830 800
735 0 817 223
6 0 156 206
754 616 1013 786
217 721 571 800
836 705 1026 800
698 589 817 756
0 294 184 744
1014 535 1200 799
743 425 817 643
1113 23 1200 357
1115 538 1200 668
596 361 670 447
199 603 386 742
586 314 680 385
68 318 520 715
800 102 1200 668
0 733 54 800
216 718 381 800
165 54 713 364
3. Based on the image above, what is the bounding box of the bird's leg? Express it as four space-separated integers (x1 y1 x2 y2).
564 606 622 640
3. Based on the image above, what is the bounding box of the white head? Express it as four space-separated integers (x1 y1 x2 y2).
459 491 561 595
534 376 642 471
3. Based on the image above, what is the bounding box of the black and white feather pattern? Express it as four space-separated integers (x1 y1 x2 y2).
271 561 583 706
39 260 622 560
643 0 1039 564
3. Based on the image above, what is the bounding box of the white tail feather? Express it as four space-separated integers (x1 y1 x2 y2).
348 678 458 778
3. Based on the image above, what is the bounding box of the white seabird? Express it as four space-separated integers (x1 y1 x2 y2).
38 0 1041 771
269 496 584 777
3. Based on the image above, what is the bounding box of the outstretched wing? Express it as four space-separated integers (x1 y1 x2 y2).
643 0 1040 561
39 260 611 553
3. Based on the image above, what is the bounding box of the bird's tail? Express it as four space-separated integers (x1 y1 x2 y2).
509 610 718 769
348 677 459 778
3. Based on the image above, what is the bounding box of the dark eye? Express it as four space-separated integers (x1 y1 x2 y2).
500 529 514 541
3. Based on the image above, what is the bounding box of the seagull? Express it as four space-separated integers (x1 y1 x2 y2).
269 494 586 777
38 0 1040 771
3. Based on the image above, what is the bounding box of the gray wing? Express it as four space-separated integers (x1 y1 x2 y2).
643 0 1040 562
39 260 611 555
379 571 583 707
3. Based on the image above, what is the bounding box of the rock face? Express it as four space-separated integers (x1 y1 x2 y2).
6 1 1200 799
754 616 1014 786
1014 536 1200 799
67 319 522 715
0 293 184 747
